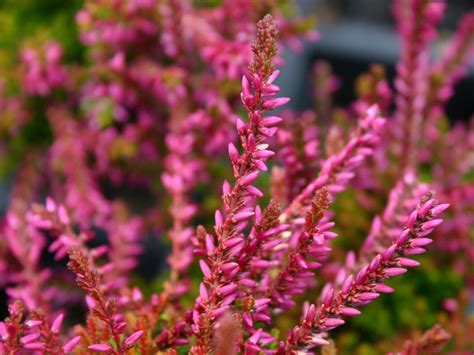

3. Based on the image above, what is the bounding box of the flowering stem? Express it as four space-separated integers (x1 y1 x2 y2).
191 14 289 353
281 192 448 352
281 106 385 223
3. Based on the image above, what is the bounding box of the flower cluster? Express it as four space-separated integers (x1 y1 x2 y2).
0 0 472 353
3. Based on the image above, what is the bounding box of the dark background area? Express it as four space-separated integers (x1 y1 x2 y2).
279 0 474 122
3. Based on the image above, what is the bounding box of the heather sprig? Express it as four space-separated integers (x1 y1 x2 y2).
282 105 385 222
191 14 289 352
67 247 143 354
266 189 334 311
0 301 81 354
281 192 448 352
392 0 445 171
399 324 451 355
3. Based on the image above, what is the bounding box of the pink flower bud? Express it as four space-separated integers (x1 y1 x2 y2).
431 203 449 216
223 237 243 249
246 185 263 197
51 313 64 334
221 180 231 196
199 283 208 300
211 306 229 319
309 336 329 346
251 259 271 269
262 97 290 110
124 330 144 348
254 149 274 159
236 118 246 132
228 143 239 164
262 84 280 95
324 318 345 328
88 344 112 352
63 336 81 353
396 229 411 245
221 262 239 273
267 70 280 84
404 247 426 255
215 210 223 227
418 199 435 215
323 287 334 307
384 267 407 277
253 74 262 90
382 244 397 261
217 283 238 296
421 219 443 230
24 342 45 350
405 210 418 228
295 255 308 270
26 320 42 328
205 235 215 254
261 116 283 127
199 260 212 279
305 304 316 322
57 205 69 223
232 210 254 223
248 328 262 344
411 238 433 247
241 75 251 97
240 171 259 186
398 257 420 267
358 292 380 301
341 275 353 294
374 284 394 293
20 332 41 344
46 197 56 212
369 255 381 272
340 307 361 316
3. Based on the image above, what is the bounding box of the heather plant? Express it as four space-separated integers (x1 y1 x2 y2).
0 0 472 354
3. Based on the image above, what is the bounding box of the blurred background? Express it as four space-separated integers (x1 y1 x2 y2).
280 0 474 121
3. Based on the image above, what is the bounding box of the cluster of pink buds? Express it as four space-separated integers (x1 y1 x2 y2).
283 105 386 221
21 42 68 96
0 301 81 354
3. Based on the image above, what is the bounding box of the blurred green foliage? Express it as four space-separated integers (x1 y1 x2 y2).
0 0 83 178
0 0 84 68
